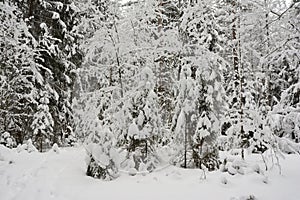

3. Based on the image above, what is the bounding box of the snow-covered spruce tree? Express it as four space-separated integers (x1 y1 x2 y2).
114 0 182 172
78 78 120 179
10 0 83 147
172 64 196 168
0 2 44 146
31 90 54 152
171 0 227 170
119 67 161 173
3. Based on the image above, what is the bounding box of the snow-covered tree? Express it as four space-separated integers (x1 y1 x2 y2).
218 1 269 157
20 0 82 146
266 1 300 146
31 90 54 152
272 68 300 143
171 0 227 170
0 2 40 145
119 67 161 172
86 126 119 180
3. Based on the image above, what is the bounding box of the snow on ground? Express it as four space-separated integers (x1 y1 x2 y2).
0 145 300 200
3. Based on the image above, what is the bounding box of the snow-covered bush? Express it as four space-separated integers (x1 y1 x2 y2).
63 126 77 147
121 120 160 173
277 137 300 154
0 132 16 148
16 139 38 153
220 156 251 176
51 143 60 154
86 127 119 180
271 82 300 144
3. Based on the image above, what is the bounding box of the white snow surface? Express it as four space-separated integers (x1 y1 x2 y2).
0 145 300 200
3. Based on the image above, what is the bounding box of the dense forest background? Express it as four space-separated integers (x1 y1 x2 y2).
0 0 299 180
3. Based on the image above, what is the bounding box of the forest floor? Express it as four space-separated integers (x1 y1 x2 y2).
0 145 300 200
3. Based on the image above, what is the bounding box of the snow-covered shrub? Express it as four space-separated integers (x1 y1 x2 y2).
120 120 160 173
267 82 300 154
86 127 119 180
63 126 77 147
27 139 38 153
16 139 38 153
221 158 247 176
277 137 300 154
0 132 16 148
220 151 271 177
269 72 300 147
51 143 60 154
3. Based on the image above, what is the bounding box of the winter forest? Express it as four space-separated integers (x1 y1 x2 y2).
0 0 300 199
